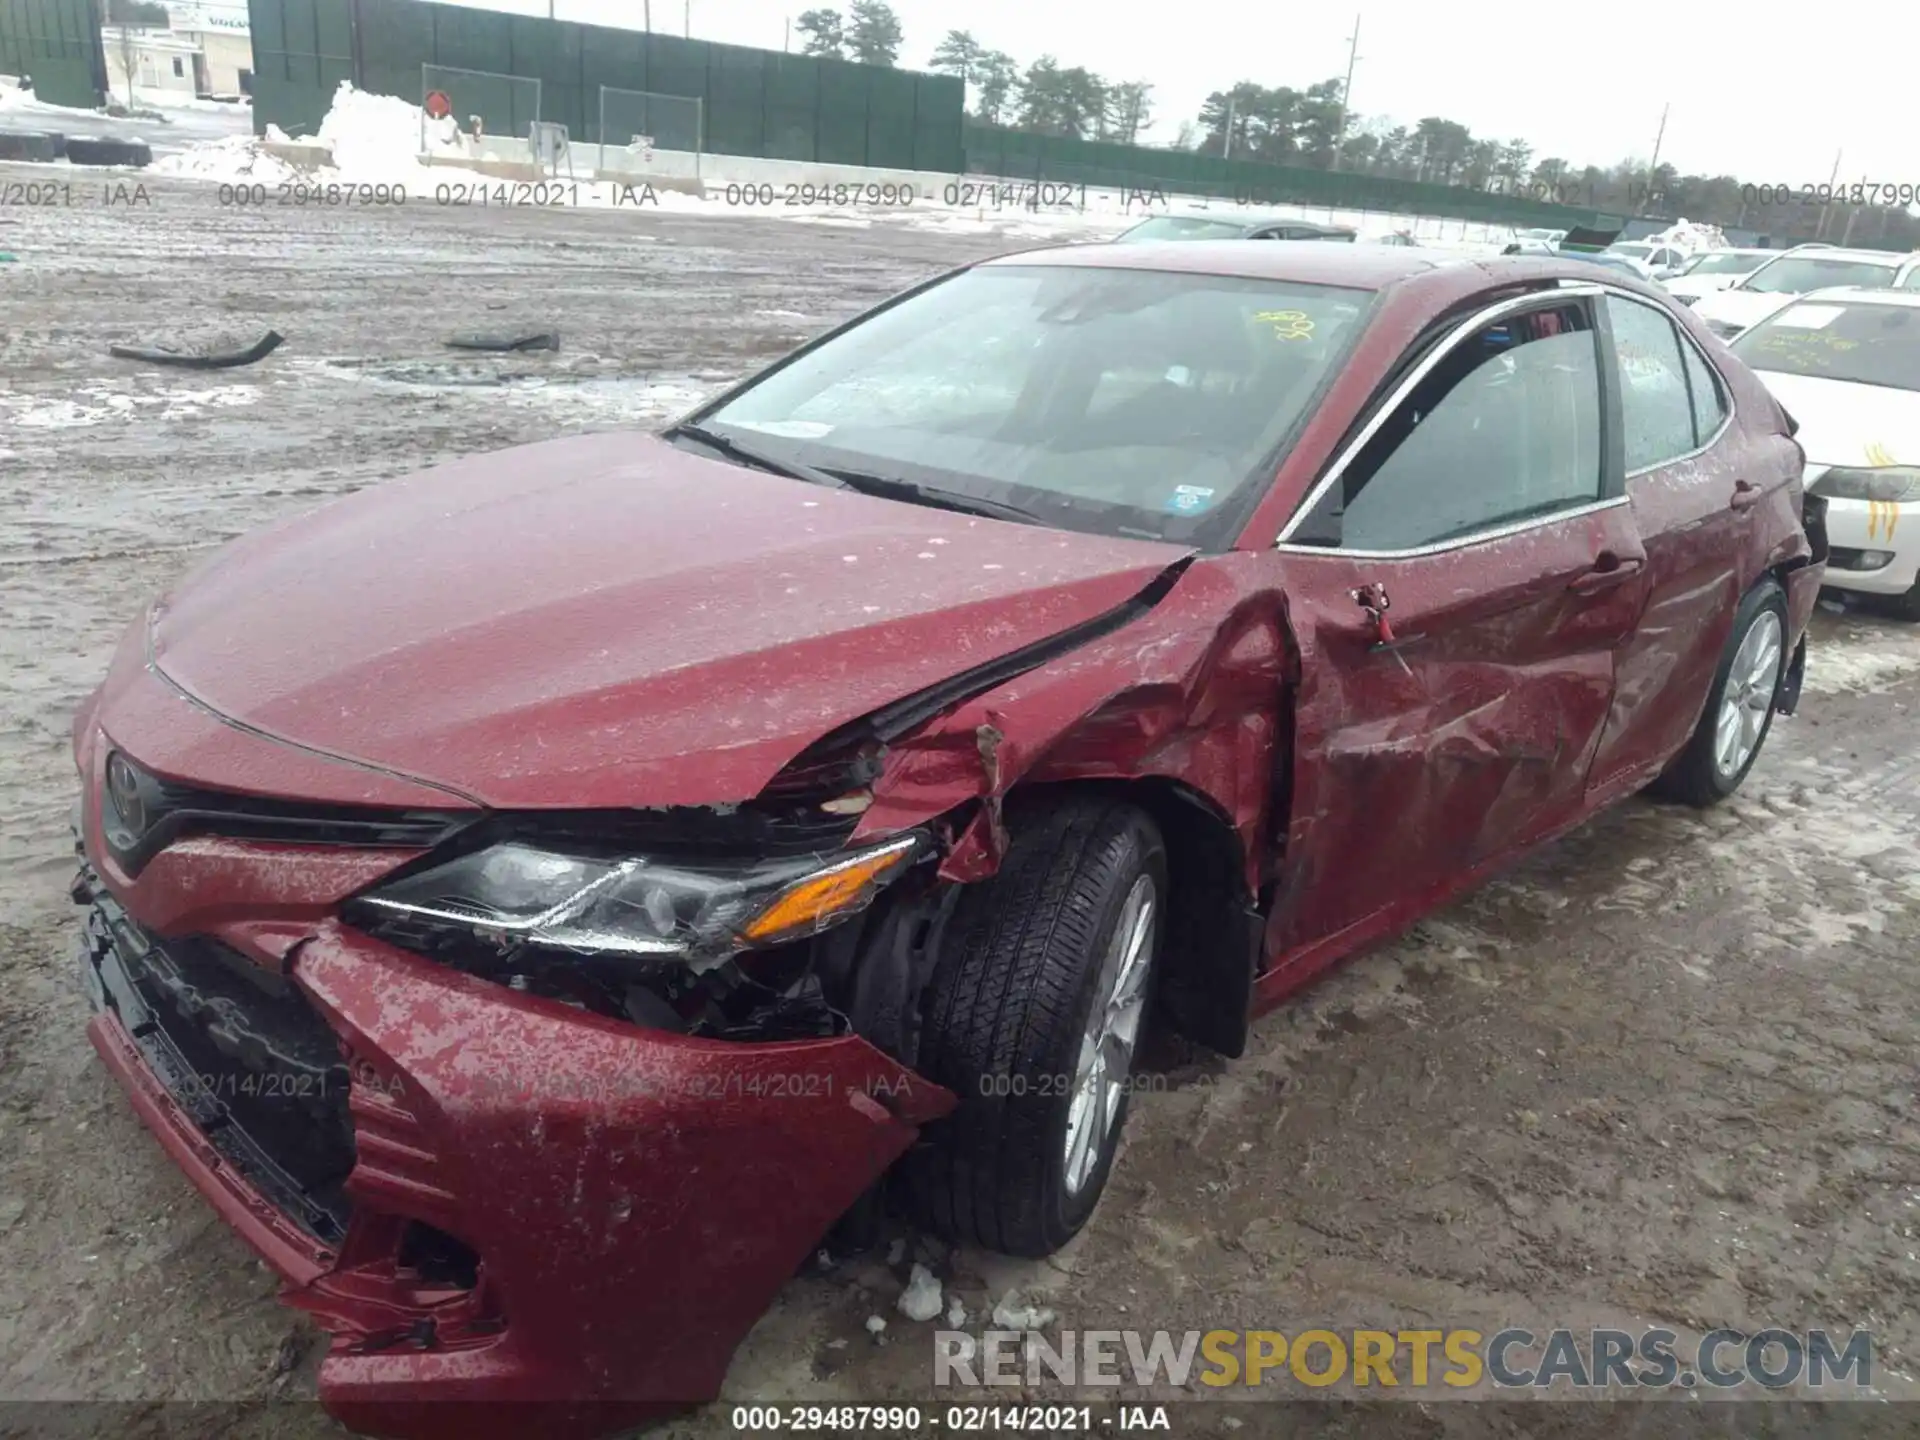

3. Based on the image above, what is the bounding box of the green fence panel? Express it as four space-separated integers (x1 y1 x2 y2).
430 4 510 77
642 32 706 105
2 0 105 108
862 63 914 170
705 42 765 160
245 0 965 170
912 73 961 172
813 55 868 166
762 52 816 162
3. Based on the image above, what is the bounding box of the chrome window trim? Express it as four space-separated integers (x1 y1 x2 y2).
1273 283 1606 550
1278 494 1630 560
1601 288 1737 478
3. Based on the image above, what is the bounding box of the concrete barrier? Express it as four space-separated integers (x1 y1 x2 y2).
261 139 334 170
421 152 544 183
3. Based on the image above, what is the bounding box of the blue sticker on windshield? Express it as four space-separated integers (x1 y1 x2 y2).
1165 485 1216 515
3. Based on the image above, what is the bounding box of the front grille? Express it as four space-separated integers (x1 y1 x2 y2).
76 861 357 1246
97 750 472 877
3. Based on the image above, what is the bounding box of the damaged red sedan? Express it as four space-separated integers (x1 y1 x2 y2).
72 244 1825 1436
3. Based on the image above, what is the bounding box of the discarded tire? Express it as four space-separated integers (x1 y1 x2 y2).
109 330 285 369
445 330 561 353
64 137 153 168
0 130 64 163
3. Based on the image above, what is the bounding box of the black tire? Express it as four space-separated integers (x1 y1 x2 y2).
1652 577 1788 807
1886 578 1920 622
903 793 1166 1257
0 130 64 162
64 137 152 168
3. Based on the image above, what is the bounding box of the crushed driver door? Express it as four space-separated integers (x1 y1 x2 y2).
1261 286 1651 989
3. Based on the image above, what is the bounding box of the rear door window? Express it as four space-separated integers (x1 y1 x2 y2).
1679 337 1730 446
1605 294 1699 470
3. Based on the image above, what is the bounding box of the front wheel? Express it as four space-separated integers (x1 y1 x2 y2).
1653 578 1788 807
902 794 1166 1257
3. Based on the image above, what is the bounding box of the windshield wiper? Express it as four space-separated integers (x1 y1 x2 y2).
821 468 1042 526
663 422 848 490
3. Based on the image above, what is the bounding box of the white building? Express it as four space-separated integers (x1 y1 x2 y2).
99 4 253 104
101 25 203 100
166 4 254 97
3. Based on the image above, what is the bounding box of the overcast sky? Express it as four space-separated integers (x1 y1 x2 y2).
421 0 1914 184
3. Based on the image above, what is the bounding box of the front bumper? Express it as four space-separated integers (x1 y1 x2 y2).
1814 495 1918 596
76 841 953 1439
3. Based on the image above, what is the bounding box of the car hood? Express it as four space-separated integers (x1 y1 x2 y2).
1667 272 1747 298
1750 371 1920 469
145 433 1190 809
1693 287 1797 329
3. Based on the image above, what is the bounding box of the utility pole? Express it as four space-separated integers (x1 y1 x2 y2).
644 0 651 31
1331 14 1361 172
684 0 690 37
1222 94 1236 160
1816 148 1843 239
1641 101 1668 215
784 17 790 51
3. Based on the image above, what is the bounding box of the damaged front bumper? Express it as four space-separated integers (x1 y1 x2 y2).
75 851 954 1439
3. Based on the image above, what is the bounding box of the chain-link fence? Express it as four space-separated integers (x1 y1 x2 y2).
419 64 541 152
597 87 703 180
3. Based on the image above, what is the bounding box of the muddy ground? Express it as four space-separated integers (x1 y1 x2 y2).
2 171 1918 1438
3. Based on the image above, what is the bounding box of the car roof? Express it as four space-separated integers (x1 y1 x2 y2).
1760 247 1914 265
1781 286 1920 309
1137 214 1355 235
981 241 1625 294
985 240 1465 287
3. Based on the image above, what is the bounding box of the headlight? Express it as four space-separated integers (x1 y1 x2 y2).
352 832 925 972
1810 466 1920 502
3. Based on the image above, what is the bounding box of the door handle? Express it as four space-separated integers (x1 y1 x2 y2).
1731 480 1764 511
1568 554 1645 594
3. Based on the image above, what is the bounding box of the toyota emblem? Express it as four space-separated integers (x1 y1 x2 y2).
106 752 147 837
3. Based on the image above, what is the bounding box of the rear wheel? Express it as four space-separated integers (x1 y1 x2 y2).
1653 578 1788 807
902 794 1165 1257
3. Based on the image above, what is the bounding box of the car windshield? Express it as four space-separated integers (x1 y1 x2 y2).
1740 256 1899 294
1114 216 1249 243
691 264 1376 545
1683 251 1764 276
1732 301 1920 391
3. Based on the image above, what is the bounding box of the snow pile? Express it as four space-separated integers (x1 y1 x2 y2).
897 1264 943 1322
314 81 467 179
152 133 299 185
1646 217 1728 252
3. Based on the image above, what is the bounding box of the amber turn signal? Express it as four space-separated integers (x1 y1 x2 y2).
737 836 919 946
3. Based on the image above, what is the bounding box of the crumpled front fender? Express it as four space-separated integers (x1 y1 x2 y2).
849 553 1293 896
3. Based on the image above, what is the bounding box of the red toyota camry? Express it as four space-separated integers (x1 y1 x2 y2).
71 243 1825 1437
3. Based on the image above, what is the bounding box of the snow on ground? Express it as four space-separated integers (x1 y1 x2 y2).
122 81 1519 248
150 134 299 185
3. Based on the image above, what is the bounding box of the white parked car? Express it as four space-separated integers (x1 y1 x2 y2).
1604 240 1690 280
1728 287 1920 617
1664 248 1777 304
1692 247 1920 339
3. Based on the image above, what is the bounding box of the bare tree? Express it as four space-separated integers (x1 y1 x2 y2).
111 24 141 108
